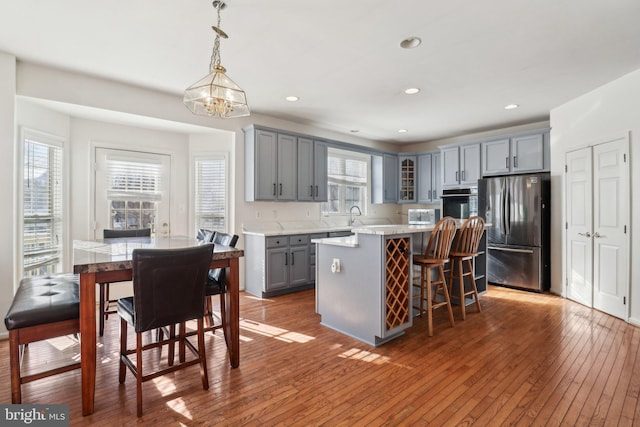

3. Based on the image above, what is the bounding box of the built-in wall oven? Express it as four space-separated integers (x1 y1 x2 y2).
441 187 478 219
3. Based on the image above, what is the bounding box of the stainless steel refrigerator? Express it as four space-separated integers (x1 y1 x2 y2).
478 173 550 292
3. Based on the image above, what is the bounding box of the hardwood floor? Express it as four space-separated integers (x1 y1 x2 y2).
2 285 640 426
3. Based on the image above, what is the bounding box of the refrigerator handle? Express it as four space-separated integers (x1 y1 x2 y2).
500 182 507 235
505 186 511 235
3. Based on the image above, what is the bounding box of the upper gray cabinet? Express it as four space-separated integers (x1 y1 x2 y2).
245 127 296 201
371 153 398 204
245 125 327 202
297 137 328 202
481 131 548 176
398 155 416 203
441 143 481 187
417 151 441 203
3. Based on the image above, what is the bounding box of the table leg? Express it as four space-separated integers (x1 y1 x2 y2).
80 272 97 415
224 258 240 368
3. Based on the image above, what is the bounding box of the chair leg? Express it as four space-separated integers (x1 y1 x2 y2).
467 258 482 313
204 297 214 329
9 330 21 404
439 266 455 328
119 319 127 384
167 324 176 367
136 332 143 417
420 266 427 317
179 323 186 364
99 283 106 337
197 318 209 390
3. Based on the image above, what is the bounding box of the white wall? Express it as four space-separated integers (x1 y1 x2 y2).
0 53 16 338
550 68 640 323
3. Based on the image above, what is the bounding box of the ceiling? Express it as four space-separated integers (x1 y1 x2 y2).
1 0 639 144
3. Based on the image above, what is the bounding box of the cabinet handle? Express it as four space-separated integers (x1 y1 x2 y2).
285 253 288 266
513 156 518 168
310 185 313 197
315 185 318 197
506 157 509 169
291 252 295 265
462 170 465 181
279 183 283 195
273 183 276 196
456 171 459 181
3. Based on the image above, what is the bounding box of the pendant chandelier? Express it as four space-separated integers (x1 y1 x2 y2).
184 1 249 118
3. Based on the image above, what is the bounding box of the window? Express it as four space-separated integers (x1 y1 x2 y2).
321 148 368 214
23 133 63 277
94 148 171 237
194 155 227 233
105 157 163 230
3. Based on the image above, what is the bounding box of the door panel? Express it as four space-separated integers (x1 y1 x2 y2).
565 148 593 307
487 245 541 291
484 177 506 244
592 138 628 319
506 175 543 247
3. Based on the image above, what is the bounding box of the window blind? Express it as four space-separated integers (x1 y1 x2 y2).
105 156 164 201
195 157 226 232
23 138 63 275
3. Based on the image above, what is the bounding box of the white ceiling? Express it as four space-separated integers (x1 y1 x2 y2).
1 0 639 144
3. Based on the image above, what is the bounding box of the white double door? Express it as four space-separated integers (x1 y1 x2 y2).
565 136 629 319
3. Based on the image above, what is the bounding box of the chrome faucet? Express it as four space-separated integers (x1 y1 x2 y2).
349 205 362 226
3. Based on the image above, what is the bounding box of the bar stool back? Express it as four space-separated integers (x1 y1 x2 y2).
449 216 485 320
412 216 458 336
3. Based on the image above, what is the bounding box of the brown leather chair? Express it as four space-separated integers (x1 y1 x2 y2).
4 274 80 403
448 216 485 320
412 217 458 336
117 244 213 417
99 228 151 336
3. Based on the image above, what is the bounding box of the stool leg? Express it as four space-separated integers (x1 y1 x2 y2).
458 258 466 320
426 267 433 337
420 266 427 316
9 330 21 404
136 332 144 417
467 258 482 313
439 266 455 329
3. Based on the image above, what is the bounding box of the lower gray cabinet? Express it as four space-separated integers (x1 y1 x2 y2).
245 233 322 298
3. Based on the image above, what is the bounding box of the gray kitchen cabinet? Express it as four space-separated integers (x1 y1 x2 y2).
371 153 399 203
399 155 417 203
276 133 297 200
297 137 328 202
244 126 297 201
441 143 480 187
481 131 547 176
245 233 317 298
417 152 441 203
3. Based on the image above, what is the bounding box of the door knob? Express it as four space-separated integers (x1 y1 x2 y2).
593 232 602 238
578 232 591 238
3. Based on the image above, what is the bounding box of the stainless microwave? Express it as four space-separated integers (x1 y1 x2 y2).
441 187 478 219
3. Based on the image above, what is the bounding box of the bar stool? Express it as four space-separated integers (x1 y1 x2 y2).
448 216 485 320
412 216 457 337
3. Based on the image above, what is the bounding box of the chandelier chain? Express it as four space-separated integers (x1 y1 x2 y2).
209 2 223 72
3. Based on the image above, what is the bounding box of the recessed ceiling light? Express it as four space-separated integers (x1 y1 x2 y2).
404 88 420 95
400 37 422 49
504 104 519 110
285 96 299 102
398 129 408 133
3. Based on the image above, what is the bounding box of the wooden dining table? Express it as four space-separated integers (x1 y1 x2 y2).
72 236 244 416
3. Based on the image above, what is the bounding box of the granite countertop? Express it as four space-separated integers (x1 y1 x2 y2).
242 218 392 237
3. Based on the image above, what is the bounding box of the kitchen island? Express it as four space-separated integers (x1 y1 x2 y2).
313 224 439 346
313 223 488 346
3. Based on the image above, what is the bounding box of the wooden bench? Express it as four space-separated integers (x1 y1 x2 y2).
4 273 81 403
